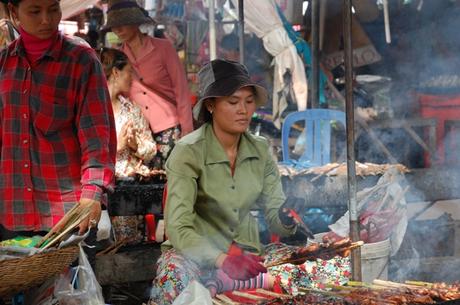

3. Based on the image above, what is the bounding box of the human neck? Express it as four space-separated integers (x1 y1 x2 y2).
126 31 143 58
19 27 57 63
212 125 241 163
109 83 121 110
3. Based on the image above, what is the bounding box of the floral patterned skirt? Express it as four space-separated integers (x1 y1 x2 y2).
151 125 181 170
149 244 351 305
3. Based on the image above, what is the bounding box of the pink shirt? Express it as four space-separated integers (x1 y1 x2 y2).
122 36 193 135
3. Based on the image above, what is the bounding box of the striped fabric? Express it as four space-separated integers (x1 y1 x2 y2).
0 33 116 231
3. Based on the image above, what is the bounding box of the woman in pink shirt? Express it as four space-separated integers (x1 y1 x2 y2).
102 0 193 169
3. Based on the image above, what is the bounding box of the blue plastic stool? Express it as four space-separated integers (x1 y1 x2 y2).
281 109 346 168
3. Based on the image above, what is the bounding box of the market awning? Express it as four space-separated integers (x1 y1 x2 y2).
61 0 100 20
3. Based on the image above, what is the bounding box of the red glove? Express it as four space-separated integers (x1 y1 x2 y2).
221 253 267 280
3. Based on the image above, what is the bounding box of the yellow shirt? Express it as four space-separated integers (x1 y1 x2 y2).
162 123 295 268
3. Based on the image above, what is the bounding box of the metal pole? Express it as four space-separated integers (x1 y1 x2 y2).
343 0 362 281
209 0 217 60
319 0 327 51
383 0 391 44
311 0 320 109
238 0 245 64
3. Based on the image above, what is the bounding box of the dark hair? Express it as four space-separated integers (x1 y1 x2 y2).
200 98 214 124
3 0 24 5
3 0 60 6
98 47 129 79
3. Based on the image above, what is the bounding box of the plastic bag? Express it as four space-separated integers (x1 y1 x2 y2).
171 280 212 305
54 245 105 305
96 210 111 241
328 168 408 256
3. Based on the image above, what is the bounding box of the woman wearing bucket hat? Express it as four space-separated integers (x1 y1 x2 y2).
103 0 193 170
150 60 350 304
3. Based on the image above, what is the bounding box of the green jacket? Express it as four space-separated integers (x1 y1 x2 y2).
161 123 295 268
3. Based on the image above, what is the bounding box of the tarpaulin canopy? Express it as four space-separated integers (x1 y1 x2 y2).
61 0 100 20
230 0 308 128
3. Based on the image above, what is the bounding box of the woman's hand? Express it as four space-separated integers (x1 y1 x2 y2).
127 126 139 151
219 253 267 280
0 19 11 45
78 198 102 235
117 123 138 152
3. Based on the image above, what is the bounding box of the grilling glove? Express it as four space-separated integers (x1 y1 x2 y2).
278 197 307 227
221 253 267 280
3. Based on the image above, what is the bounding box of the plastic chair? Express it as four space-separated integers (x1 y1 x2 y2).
281 109 346 167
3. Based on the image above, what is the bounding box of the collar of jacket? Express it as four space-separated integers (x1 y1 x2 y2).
203 123 260 165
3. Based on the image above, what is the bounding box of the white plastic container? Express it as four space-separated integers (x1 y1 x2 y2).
312 233 391 283
360 238 391 283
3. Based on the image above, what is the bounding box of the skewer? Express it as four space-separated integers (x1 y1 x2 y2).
255 289 290 298
310 163 341 182
40 208 92 250
264 241 363 267
404 280 434 287
36 203 80 247
230 291 267 301
212 299 227 305
215 294 240 305
297 287 345 297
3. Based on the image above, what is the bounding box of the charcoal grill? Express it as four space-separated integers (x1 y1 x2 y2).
108 178 165 216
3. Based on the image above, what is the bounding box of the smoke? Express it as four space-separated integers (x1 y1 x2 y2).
389 247 420 282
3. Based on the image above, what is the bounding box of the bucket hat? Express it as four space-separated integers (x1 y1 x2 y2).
193 59 268 121
102 0 154 31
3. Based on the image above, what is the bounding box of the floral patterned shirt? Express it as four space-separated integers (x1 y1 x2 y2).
115 95 157 177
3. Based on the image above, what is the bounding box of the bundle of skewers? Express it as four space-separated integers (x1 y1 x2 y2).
36 202 95 250
212 280 460 305
321 279 460 305
278 162 409 178
264 238 364 268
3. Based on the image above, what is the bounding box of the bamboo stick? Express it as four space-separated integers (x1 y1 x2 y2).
372 279 420 290
212 299 226 305
40 207 92 250
311 163 341 182
297 287 345 297
215 294 240 305
255 289 290 298
404 280 433 287
230 290 267 301
36 203 80 247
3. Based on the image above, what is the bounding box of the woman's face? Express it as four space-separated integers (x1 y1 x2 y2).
111 25 139 43
115 63 133 97
10 0 61 39
209 86 257 135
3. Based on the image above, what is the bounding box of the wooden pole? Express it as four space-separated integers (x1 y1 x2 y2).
343 0 362 281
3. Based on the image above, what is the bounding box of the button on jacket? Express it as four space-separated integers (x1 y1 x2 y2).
162 123 294 268
0 34 116 231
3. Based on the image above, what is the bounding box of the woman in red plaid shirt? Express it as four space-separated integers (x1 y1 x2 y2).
0 0 116 243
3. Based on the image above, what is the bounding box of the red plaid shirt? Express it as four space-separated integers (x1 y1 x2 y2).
0 34 116 231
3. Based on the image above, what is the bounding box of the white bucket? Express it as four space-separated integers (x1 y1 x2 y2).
312 233 391 283
361 238 391 282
